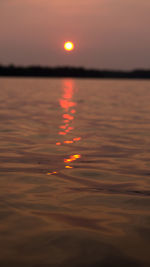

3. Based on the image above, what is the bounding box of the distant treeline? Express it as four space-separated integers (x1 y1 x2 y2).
0 65 150 79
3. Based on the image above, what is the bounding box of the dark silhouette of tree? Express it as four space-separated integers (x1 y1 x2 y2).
0 65 150 79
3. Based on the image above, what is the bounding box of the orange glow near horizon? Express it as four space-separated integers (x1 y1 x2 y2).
64 41 74 51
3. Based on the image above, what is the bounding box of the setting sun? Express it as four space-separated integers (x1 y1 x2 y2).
64 41 74 51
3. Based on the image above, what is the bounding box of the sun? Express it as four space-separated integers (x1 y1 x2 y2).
64 41 74 51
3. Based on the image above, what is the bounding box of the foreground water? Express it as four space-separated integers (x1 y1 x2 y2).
0 78 150 266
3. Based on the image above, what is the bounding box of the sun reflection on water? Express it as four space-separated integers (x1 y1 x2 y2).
47 79 81 175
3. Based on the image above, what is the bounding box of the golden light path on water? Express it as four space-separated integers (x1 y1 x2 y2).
47 80 81 175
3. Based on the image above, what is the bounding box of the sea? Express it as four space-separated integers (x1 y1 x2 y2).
0 78 150 267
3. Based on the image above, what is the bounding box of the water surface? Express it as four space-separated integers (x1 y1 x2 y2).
0 78 150 266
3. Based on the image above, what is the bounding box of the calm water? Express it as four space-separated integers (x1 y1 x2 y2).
0 78 150 267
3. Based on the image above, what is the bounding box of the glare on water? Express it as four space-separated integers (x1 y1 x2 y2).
0 78 150 266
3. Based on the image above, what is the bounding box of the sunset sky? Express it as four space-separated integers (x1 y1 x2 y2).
0 0 150 70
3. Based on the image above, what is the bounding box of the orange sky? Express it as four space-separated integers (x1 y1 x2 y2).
0 0 150 69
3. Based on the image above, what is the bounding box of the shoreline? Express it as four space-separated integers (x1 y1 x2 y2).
0 66 150 79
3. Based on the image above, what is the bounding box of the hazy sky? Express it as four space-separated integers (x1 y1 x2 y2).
0 0 150 69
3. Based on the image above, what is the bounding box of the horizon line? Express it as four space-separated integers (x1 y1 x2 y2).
0 64 150 72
